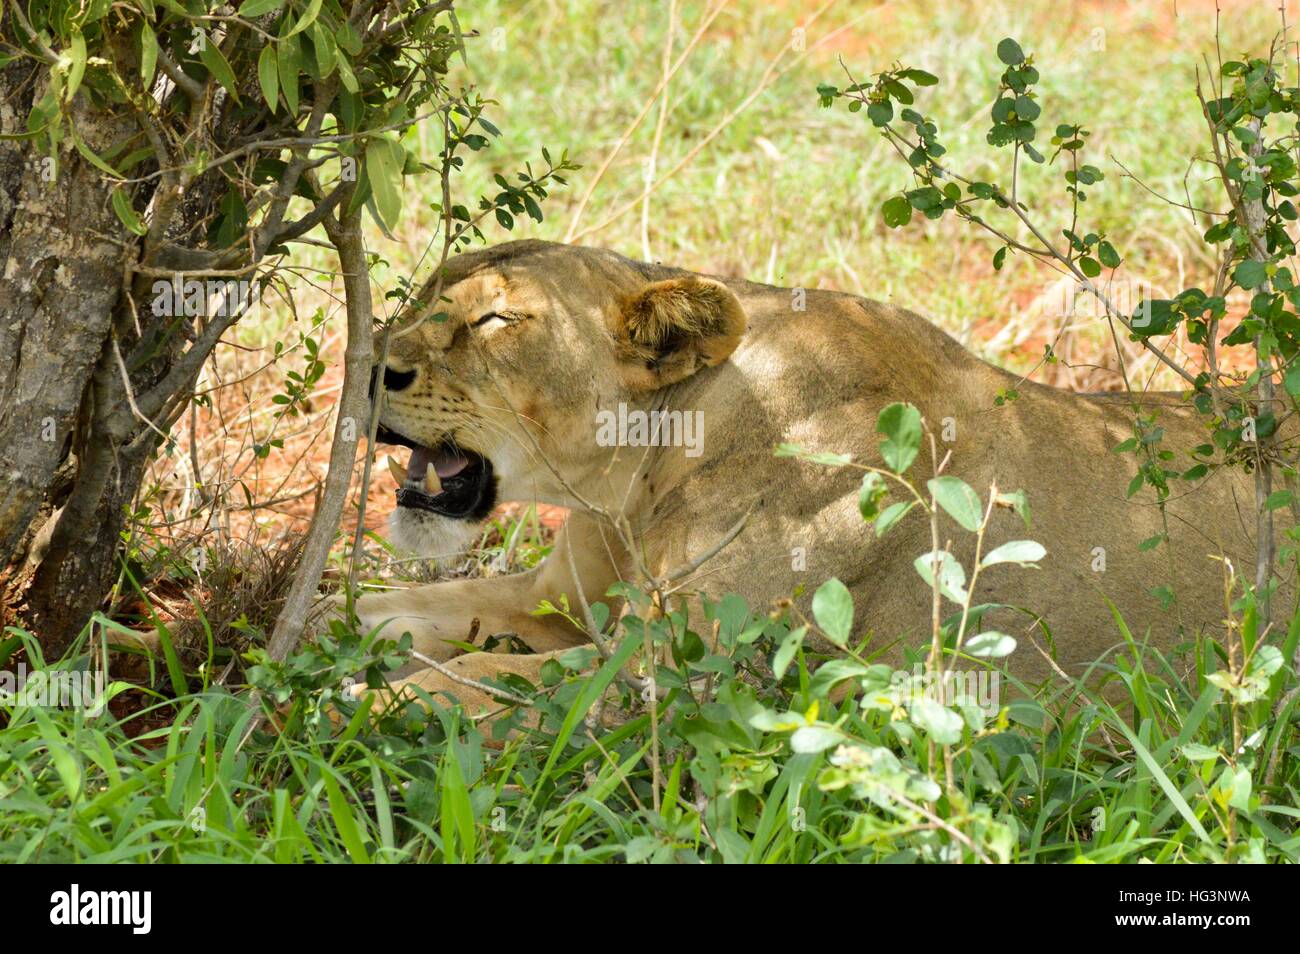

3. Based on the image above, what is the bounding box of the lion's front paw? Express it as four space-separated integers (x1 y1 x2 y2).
346 654 516 718
322 588 464 663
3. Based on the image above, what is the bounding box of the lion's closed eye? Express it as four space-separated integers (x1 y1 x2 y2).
471 311 526 332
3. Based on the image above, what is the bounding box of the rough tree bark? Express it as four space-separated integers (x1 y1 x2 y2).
0 56 158 648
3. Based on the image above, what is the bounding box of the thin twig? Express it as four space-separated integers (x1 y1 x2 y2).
407 650 534 706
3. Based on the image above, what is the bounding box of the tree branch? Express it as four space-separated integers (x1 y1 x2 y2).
265 204 374 663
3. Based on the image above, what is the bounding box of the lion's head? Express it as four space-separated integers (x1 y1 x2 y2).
372 240 747 560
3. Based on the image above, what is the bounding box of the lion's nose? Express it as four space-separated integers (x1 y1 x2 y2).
373 364 417 393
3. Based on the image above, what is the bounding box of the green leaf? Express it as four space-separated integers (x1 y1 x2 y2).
911 697 964 745
1223 767 1252 812
882 194 912 227
257 45 279 112
238 0 284 14
72 129 123 179
966 631 1016 658
811 578 853 647
65 31 87 101
624 836 658 863
996 38 1025 66
140 21 158 85
858 471 887 520
310 22 337 77
1285 362 1300 399
772 625 808 679
1013 94 1040 121
1247 644 1284 683
1130 298 1177 337
111 187 147 235
901 68 938 86
994 489 1031 528
790 725 846 753
1234 259 1269 290
277 34 301 113
335 20 363 55
928 476 983 531
199 40 240 101
536 633 641 788
1264 490 1294 512
876 402 922 473
809 659 874 697
284 0 324 38
365 137 403 231
336 53 358 93
913 550 968 604
1111 718 1212 845
42 737 83 802
980 539 1045 568
883 79 913 104
873 500 915 537
321 772 370 862
1098 240 1121 268
906 186 944 211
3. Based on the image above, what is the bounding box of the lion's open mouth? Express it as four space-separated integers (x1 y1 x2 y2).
376 425 497 520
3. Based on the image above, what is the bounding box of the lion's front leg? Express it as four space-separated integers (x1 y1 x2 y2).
349 569 583 662
350 510 629 664
348 647 575 719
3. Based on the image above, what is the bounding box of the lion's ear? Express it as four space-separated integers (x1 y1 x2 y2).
612 276 747 390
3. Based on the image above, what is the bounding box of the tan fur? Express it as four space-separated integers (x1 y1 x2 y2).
347 240 1278 715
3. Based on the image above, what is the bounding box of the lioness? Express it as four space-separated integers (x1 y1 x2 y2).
348 239 1264 712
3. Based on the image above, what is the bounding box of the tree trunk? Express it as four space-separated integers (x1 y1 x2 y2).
0 51 223 652
0 58 148 648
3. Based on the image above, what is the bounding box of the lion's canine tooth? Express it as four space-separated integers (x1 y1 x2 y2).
387 456 408 485
425 463 442 495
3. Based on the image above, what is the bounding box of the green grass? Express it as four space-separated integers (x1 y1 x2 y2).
8 1 1298 865
2 563 1297 863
